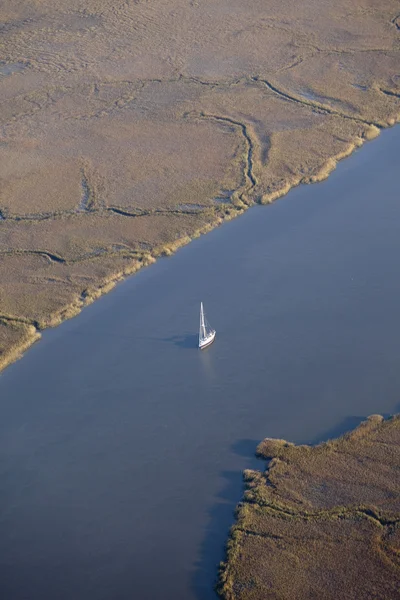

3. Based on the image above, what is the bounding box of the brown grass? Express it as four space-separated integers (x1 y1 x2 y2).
218 415 400 600
0 320 41 372
1 0 400 371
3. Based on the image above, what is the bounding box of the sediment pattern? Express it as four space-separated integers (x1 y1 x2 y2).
1 0 400 370
218 415 400 599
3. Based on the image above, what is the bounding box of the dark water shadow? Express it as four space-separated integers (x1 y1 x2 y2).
67 332 199 348
162 333 198 349
307 404 400 446
230 438 262 458
191 440 261 600
307 415 366 446
390 402 400 416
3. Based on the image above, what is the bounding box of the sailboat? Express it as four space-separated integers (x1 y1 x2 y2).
199 302 216 349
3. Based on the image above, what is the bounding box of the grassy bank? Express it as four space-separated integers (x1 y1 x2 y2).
218 415 400 599
1 0 400 372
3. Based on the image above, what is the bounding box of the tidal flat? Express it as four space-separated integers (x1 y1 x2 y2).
1 0 400 369
219 415 400 600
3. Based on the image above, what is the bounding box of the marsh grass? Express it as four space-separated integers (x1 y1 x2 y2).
1 0 400 373
0 321 41 372
218 415 400 599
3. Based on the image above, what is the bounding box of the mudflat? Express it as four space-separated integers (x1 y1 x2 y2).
1 0 400 368
218 415 400 599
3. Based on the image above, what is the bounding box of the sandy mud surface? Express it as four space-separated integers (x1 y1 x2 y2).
1 0 400 368
219 415 400 599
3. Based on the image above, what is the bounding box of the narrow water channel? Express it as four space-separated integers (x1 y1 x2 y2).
1 127 400 600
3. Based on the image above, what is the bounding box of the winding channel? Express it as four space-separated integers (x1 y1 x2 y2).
1 126 400 600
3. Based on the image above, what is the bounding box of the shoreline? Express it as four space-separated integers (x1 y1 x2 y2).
2 2 400 376
0 121 393 375
2 105 400 599
218 414 400 599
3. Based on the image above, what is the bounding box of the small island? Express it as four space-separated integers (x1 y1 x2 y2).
219 415 400 599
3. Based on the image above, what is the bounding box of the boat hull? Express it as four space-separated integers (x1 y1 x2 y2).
199 331 216 350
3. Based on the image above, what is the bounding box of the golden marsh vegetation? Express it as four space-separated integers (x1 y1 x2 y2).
218 415 400 599
1 0 400 369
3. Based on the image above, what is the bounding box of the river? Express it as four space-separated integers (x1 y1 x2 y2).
1 126 400 600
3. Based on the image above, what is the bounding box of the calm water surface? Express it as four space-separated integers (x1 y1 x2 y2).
1 127 400 600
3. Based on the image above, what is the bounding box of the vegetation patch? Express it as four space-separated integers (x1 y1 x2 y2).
1 0 400 371
218 415 400 599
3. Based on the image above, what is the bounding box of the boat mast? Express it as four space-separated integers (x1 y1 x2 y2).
200 302 206 340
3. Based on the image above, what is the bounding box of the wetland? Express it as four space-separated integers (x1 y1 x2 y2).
1 1 400 598
219 415 400 600
1 126 400 599
1 0 400 369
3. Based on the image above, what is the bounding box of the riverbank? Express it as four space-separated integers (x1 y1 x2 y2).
2 126 400 599
1 0 400 373
0 130 376 373
218 415 400 599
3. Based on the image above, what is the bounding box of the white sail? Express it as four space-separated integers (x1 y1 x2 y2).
199 302 216 349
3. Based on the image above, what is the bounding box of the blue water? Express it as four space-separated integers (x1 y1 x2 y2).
0 126 400 600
